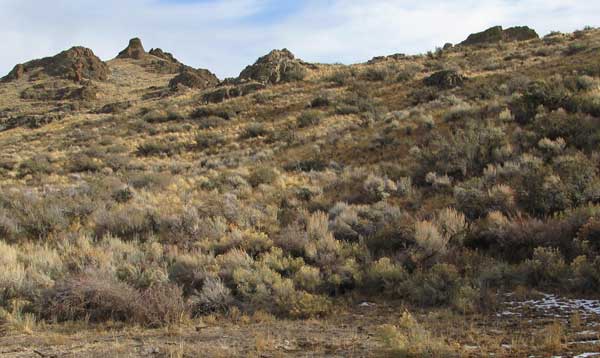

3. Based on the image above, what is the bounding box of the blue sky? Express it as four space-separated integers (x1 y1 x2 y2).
0 0 599 79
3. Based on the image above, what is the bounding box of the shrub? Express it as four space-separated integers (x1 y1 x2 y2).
413 221 448 259
196 131 226 149
443 103 475 122
577 216 600 253
510 81 568 124
0 242 26 305
296 110 323 128
364 257 407 293
248 166 279 187
18 155 53 178
189 277 233 316
519 247 568 287
310 95 331 108
435 208 467 245
37 275 138 323
565 42 588 56
93 204 156 240
571 255 600 292
293 265 322 292
134 283 187 327
363 174 397 202
136 140 183 156
403 264 460 306
377 311 456 357
240 123 270 139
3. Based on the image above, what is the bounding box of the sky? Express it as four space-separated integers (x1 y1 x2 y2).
0 0 599 79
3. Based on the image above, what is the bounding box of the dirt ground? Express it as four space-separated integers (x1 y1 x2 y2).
1 295 599 358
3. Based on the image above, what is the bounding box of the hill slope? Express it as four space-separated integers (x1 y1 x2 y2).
1 26 600 357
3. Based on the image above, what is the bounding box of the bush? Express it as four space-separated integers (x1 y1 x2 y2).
37 275 139 323
196 131 226 149
190 277 233 316
240 123 270 139
248 166 279 187
519 247 568 287
363 174 397 202
377 311 457 357
296 110 323 128
18 155 53 178
403 264 460 306
413 221 448 258
136 140 183 157
364 257 407 293
134 283 187 327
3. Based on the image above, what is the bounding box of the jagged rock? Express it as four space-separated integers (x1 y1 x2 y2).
461 26 539 46
149 48 178 63
202 82 266 104
368 53 406 64
504 26 539 42
2 47 109 83
117 38 146 59
168 69 219 90
423 70 466 89
237 49 308 85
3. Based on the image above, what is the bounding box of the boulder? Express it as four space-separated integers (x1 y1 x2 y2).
168 68 219 90
2 47 109 83
237 49 308 85
423 70 466 89
117 38 146 59
461 26 539 46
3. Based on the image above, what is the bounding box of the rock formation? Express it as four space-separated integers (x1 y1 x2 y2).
117 38 146 60
2 47 109 83
461 26 539 46
168 68 220 90
423 70 466 89
237 49 309 85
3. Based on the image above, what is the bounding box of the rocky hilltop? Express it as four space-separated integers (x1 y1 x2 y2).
2 46 108 83
461 25 539 45
237 48 312 84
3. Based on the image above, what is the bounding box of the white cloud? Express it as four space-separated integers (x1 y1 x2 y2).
0 0 598 79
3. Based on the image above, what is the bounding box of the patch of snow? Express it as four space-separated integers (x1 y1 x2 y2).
574 353 600 358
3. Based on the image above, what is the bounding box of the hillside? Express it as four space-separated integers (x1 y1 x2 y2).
1 27 600 357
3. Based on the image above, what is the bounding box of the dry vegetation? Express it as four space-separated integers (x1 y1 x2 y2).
0 27 600 356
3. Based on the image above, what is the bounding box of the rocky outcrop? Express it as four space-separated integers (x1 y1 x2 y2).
117 38 146 60
2 47 109 83
237 49 310 85
20 81 99 101
461 26 539 46
423 70 466 89
116 39 202 75
168 68 220 90
148 48 178 63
